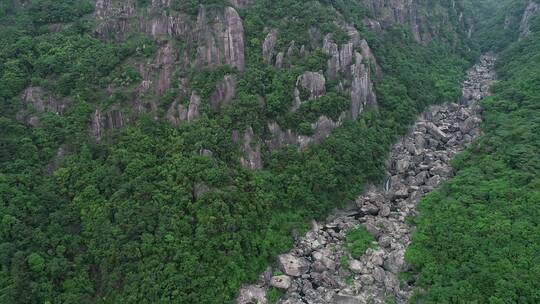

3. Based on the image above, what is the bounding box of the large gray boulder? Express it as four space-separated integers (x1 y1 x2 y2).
270 275 292 290
278 254 310 277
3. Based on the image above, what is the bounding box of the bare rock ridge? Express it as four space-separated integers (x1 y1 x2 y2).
236 55 496 304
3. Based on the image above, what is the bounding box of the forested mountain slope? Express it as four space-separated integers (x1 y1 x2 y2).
0 0 524 303
406 0 540 302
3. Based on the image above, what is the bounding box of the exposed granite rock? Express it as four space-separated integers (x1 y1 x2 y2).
278 254 310 277
322 30 378 121
166 102 188 126
236 285 267 304
266 115 344 151
351 54 377 120
263 29 279 65
237 55 496 304
187 92 201 122
210 75 237 111
520 2 539 38
238 127 262 170
155 42 178 96
89 108 126 140
22 87 67 115
296 71 326 100
293 71 326 111
196 6 245 71
359 0 469 43
270 275 292 290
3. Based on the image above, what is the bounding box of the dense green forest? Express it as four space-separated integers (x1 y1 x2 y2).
406 0 540 302
3 0 537 303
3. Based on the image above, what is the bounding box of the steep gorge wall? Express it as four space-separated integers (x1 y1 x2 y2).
17 0 474 170
361 0 474 42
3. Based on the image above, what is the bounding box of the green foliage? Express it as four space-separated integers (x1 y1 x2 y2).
171 0 229 15
406 7 540 302
345 226 375 259
0 0 476 303
28 0 94 25
267 287 284 304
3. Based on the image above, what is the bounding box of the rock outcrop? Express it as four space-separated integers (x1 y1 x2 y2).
237 55 496 304
237 127 263 170
16 87 69 127
519 1 539 38
322 30 378 120
266 115 345 151
263 29 279 65
21 87 67 115
89 108 127 140
210 75 237 111
166 92 202 126
196 6 245 71
293 71 326 110
360 0 471 43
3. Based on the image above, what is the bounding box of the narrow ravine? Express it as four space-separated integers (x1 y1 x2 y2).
237 55 496 304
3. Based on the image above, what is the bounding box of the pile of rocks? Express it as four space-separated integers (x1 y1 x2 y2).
237 55 496 304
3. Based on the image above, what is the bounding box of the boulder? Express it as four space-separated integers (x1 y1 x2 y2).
425 122 448 140
383 250 406 273
278 254 310 277
270 275 292 290
236 285 267 304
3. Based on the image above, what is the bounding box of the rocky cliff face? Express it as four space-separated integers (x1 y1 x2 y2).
89 0 246 138
33 0 465 170
16 87 69 127
361 0 472 43
237 55 496 304
263 23 379 154
520 1 540 38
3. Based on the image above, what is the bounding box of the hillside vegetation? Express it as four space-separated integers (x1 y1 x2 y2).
0 0 520 303
406 0 540 302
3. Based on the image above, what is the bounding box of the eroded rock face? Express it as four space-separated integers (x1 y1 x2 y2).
263 29 279 65
296 71 326 100
351 54 377 120
210 75 237 111
293 71 326 111
22 87 67 115
322 30 378 121
237 55 496 304
238 127 263 170
89 108 126 140
520 2 539 38
155 42 178 97
17 86 70 127
267 115 344 151
166 91 203 126
360 0 470 43
196 6 245 71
